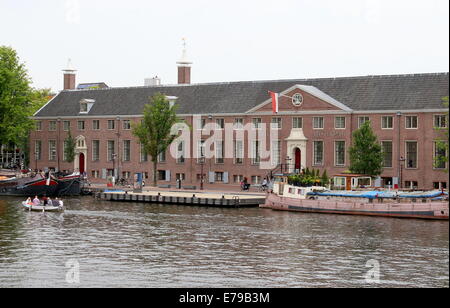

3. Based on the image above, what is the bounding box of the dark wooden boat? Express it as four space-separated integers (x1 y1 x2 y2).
0 174 58 196
0 173 82 197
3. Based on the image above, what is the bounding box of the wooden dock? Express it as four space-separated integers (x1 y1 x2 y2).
94 190 266 208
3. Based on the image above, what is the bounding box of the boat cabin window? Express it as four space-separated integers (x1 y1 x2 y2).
334 177 346 188
352 177 372 188
298 189 305 195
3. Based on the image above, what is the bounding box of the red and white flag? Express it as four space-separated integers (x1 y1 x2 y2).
268 91 279 113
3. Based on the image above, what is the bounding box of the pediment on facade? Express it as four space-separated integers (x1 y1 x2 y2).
247 84 353 114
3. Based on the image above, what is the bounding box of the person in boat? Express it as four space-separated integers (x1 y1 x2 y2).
53 197 61 207
261 178 268 191
33 196 40 206
47 197 53 207
42 195 48 206
25 197 32 205
241 177 250 191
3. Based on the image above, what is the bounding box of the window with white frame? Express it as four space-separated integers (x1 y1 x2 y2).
122 120 131 130
93 120 100 130
434 141 447 169
197 140 206 162
313 117 324 129
78 120 85 131
215 140 224 164
215 172 224 182
313 141 324 166
271 117 282 129
234 140 244 164
177 141 185 163
381 116 393 129
158 151 166 163
35 121 42 131
92 140 100 161
381 141 393 168
107 140 115 162
107 120 115 130
334 141 346 166
49 121 57 131
63 121 70 131
123 140 131 162
197 118 206 130
335 117 346 129
292 117 303 129
405 141 418 168
80 102 88 113
48 140 57 161
63 140 68 162
405 116 418 129
233 175 244 183
251 140 261 164
35 140 42 161
252 118 262 129
251 176 261 184
234 118 244 130
272 140 281 165
216 118 225 130
434 115 447 128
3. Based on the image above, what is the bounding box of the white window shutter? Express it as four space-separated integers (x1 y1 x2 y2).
223 172 229 184
165 170 171 182
209 172 215 184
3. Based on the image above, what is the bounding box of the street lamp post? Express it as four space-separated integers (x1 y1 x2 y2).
112 153 117 185
399 156 405 189
199 155 205 190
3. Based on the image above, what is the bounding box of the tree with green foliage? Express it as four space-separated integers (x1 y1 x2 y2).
132 93 183 187
434 97 449 172
348 121 383 177
64 130 77 164
0 46 49 167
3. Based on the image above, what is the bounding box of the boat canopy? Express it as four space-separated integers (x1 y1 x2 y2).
309 190 448 200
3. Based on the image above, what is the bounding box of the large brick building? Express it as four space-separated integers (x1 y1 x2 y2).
31 52 449 190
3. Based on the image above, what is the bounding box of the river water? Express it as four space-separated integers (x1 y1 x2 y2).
0 196 448 288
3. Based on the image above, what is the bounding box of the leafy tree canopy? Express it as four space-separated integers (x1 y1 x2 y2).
133 92 183 186
0 46 49 146
348 121 383 177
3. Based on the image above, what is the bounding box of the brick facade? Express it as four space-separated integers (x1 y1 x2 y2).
30 84 449 190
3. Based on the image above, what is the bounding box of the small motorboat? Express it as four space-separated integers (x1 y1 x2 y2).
22 201 64 212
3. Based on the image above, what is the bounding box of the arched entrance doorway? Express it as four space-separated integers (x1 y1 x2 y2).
79 153 85 174
294 148 301 171
74 135 87 174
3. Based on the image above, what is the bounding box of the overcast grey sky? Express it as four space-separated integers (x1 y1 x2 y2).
1 0 449 92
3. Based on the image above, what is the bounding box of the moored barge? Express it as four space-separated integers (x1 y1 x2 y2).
262 176 449 220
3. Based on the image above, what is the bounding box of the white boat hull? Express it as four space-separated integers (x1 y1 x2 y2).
22 202 64 212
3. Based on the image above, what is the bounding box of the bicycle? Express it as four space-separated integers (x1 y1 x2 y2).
117 178 129 186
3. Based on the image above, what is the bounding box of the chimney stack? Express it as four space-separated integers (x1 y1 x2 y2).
176 38 192 84
62 58 77 90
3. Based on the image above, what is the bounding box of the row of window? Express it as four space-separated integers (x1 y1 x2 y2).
35 115 448 132
34 138 447 170
196 115 447 130
35 120 132 132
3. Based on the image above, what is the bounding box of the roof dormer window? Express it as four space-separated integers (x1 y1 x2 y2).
166 96 178 108
79 99 95 114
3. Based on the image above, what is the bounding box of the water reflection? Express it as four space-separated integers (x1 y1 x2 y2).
0 196 448 288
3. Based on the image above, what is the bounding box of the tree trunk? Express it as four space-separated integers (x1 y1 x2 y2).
152 160 158 187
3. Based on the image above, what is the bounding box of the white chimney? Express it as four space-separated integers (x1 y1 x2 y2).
144 76 161 86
